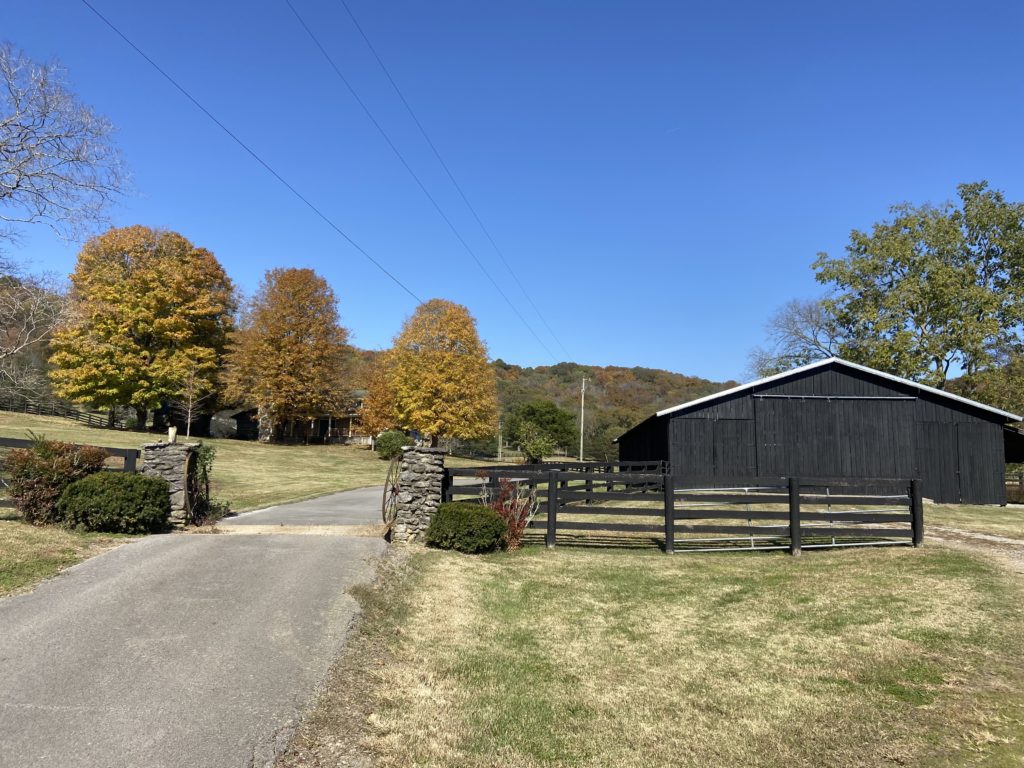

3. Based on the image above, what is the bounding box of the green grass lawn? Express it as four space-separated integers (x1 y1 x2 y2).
926 502 1024 540
0 413 518 596
0 413 509 512
285 545 1024 768
0 413 397 511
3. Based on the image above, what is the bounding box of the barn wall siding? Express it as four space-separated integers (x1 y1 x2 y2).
617 416 667 464
622 362 1008 504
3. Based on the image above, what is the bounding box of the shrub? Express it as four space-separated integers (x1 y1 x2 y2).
425 502 507 554
57 472 170 534
376 430 413 460
4 438 109 525
191 444 230 525
486 478 536 550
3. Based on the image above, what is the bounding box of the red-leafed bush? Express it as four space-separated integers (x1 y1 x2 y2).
4 438 109 525
486 477 537 550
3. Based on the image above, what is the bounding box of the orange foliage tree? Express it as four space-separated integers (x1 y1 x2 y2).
367 299 498 446
359 350 400 439
223 268 351 442
49 226 235 428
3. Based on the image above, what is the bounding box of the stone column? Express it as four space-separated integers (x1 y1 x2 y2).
141 441 200 526
391 446 446 543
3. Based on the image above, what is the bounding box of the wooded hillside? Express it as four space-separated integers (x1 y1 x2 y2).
352 353 734 458
493 359 734 459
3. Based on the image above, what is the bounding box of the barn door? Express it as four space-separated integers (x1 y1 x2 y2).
670 419 714 479
713 419 756 476
915 422 960 503
957 423 1006 504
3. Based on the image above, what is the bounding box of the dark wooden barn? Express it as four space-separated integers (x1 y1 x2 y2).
616 358 1024 504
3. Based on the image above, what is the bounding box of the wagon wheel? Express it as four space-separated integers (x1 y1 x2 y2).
382 457 401 527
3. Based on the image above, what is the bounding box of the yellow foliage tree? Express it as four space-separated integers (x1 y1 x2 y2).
382 299 498 445
223 268 351 442
49 225 235 428
359 350 399 439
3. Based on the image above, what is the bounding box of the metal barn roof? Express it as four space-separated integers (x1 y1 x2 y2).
652 357 1022 422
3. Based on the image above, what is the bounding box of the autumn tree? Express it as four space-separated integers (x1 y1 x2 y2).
223 268 351 442
359 350 399 440
1 43 126 244
49 226 235 428
814 182 1024 387
383 299 498 445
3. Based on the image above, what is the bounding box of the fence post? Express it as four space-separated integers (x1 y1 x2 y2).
788 477 801 557
123 449 138 474
910 478 924 547
441 470 451 503
585 466 594 505
487 473 499 505
546 470 558 548
663 473 675 554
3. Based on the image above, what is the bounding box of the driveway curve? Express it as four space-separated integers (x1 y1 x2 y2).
0 487 387 768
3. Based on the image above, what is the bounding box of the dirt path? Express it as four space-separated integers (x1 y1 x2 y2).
928 526 1024 575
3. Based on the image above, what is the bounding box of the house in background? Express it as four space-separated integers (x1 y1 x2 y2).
617 358 1024 504
208 390 371 444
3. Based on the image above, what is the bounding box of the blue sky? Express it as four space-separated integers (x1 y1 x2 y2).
6 1 1024 381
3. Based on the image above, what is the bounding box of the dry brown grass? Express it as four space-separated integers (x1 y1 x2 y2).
285 544 1024 768
926 503 1024 540
0 518 128 596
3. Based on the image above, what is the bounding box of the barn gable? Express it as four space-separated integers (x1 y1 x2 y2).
618 358 1019 504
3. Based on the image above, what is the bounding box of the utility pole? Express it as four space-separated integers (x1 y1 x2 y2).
579 377 586 461
497 419 502 460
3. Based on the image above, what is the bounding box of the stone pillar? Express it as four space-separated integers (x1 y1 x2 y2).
392 446 446 543
141 441 200 526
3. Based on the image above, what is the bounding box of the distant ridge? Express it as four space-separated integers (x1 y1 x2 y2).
348 350 736 457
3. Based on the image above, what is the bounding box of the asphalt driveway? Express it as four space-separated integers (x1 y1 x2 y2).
0 488 387 768
220 486 384 527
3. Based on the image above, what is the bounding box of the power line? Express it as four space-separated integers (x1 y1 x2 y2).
283 0 559 362
78 0 422 305
337 0 572 360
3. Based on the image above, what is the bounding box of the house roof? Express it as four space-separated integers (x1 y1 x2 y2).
652 357 1022 422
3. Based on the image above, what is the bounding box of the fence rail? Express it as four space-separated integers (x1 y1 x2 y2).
0 394 128 430
1006 472 1024 503
443 462 923 555
0 436 140 509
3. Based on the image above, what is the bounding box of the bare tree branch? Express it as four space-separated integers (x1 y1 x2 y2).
747 298 843 378
0 42 127 244
0 266 66 362
170 363 216 438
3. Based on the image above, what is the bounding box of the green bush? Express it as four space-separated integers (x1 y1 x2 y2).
376 430 413 460
191 443 230 525
4 438 110 525
425 502 507 554
57 472 171 534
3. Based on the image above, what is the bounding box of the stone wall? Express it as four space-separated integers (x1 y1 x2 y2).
141 441 199 526
391 446 446 543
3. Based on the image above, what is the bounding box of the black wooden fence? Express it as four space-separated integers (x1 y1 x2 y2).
0 394 128 430
1006 472 1024 504
443 463 923 555
0 436 140 510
